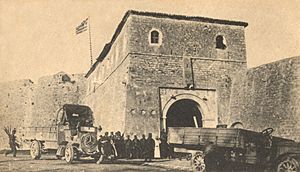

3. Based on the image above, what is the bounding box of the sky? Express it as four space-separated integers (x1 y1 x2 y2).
0 0 299 82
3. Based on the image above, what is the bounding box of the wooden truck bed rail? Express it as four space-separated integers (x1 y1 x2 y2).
168 127 243 148
20 126 58 150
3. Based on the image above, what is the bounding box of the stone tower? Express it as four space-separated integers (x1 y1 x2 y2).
85 10 248 141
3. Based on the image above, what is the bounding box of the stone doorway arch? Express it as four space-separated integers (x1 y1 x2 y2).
166 99 202 129
161 93 211 131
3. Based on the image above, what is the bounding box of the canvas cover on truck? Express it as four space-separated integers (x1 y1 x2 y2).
60 104 93 127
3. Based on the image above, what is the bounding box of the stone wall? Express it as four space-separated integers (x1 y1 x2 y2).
125 53 246 138
123 14 247 137
127 15 247 61
229 56 300 141
29 72 87 127
0 72 86 150
84 57 129 133
125 54 184 137
0 79 34 149
84 19 130 133
85 13 248 140
192 59 247 125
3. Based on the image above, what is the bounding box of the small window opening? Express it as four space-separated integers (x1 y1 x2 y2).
150 30 159 44
216 35 227 49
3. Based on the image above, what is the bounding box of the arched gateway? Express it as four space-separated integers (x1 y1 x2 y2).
166 99 202 128
161 93 212 131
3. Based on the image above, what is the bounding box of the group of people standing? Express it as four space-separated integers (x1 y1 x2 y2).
3 126 164 162
98 131 155 162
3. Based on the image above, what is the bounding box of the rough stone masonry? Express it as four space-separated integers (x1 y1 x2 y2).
84 10 300 145
1 10 299 152
0 72 86 149
84 10 248 146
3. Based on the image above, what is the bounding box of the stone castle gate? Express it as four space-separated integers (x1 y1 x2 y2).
159 87 218 132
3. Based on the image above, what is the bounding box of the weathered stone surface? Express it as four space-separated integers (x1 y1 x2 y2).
0 79 34 148
84 19 130 133
85 11 247 143
29 72 86 127
2 10 299 154
229 56 300 141
127 15 247 61
0 72 86 149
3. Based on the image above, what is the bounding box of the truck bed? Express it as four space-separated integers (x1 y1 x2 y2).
20 127 57 150
168 127 264 149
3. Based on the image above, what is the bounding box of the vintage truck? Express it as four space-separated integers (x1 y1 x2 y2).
22 104 100 163
168 127 300 172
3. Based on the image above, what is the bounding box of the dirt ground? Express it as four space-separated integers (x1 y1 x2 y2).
0 154 189 172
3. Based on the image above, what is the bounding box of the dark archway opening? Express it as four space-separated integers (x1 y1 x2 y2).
166 99 202 128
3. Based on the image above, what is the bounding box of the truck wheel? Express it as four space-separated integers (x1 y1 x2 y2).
277 156 299 172
191 152 206 172
30 140 41 160
65 145 74 164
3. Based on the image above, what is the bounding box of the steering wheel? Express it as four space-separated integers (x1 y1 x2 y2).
261 127 274 136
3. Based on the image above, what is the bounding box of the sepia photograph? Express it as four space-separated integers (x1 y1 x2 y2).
0 0 300 171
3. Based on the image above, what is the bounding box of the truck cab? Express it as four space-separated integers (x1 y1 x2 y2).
28 104 100 164
55 104 99 163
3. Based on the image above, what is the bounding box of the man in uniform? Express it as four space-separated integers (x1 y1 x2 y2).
159 129 169 158
139 134 147 159
124 135 132 159
109 132 115 142
4 127 19 157
145 133 155 162
103 132 110 141
131 135 141 159
97 132 114 164
114 131 124 158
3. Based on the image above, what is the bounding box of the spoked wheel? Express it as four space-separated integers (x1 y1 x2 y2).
192 152 206 172
30 140 41 160
277 156 300 172
65 145 74 164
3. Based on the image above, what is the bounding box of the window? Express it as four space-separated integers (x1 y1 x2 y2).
151 30 159 44
149 29 162 46
216 35 227 49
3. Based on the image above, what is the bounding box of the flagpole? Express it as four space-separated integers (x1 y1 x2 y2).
88 16 93 67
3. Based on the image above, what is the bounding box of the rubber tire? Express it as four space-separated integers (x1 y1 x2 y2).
65 145 74 164
30 140 41 160
277 156 300 172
